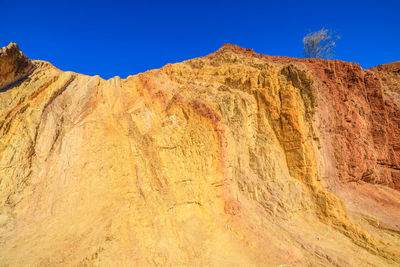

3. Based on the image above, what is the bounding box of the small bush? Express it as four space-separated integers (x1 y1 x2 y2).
303 28 340 59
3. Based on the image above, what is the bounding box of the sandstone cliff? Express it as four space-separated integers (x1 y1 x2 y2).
0 43 399 266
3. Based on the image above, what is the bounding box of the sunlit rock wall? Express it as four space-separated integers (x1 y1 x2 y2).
0 43 399 266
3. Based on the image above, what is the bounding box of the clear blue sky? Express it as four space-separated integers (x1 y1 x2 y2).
1 0 399 79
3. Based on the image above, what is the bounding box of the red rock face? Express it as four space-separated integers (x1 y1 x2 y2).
313 61 398 186
306 59 400 231
371 62 400 187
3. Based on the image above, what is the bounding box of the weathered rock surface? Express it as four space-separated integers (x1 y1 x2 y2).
0 43 399 266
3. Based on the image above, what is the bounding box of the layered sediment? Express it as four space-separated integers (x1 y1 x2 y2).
0 43 399 266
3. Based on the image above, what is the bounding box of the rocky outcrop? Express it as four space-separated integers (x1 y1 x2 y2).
0 43 399 266
0 43 33 90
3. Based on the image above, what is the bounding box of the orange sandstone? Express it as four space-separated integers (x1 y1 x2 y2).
0 43 399 266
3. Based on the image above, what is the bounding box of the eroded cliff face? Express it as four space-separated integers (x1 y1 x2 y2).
0 43 399 266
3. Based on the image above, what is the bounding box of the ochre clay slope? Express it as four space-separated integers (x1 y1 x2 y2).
0 43 399 266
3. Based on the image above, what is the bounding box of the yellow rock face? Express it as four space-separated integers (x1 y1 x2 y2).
0 43 399 266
